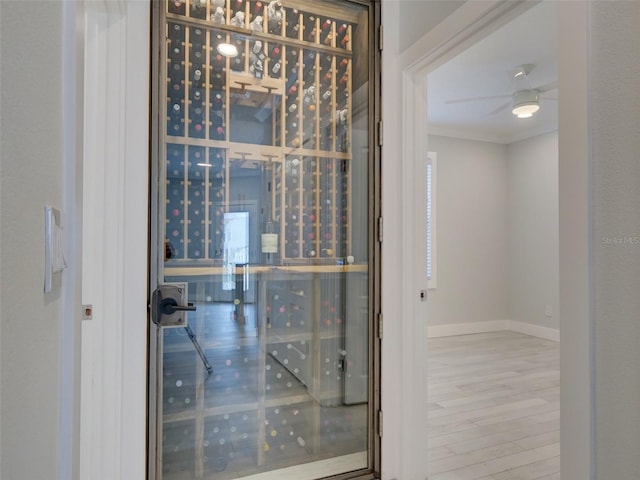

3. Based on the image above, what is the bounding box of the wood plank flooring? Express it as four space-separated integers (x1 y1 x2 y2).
428 331 560 480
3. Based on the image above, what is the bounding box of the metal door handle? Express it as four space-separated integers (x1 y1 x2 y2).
150 285 196 326
160 297 196 315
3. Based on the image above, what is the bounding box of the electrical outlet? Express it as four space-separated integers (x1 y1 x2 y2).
545 305 553 317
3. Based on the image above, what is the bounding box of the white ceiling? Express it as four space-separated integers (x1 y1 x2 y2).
427 1 557 145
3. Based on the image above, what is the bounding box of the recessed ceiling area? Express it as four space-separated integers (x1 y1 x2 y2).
427 1 557 144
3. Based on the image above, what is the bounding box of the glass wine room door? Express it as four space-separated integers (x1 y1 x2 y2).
149 1 380 479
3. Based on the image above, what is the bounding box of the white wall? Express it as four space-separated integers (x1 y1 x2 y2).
507 132 559 331
0 1 66 478
426 132 560 336
426 135 509 327
398 0 465 51
590 1 640 477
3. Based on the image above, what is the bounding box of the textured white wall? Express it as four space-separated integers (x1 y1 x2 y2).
590 2 640 478
0 1 64 478
426 135 509 326
507 132 559 330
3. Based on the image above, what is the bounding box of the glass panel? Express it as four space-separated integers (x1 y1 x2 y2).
159 1 372 478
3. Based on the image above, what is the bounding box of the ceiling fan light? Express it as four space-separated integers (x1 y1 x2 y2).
512 103 539 118
512 89 540 118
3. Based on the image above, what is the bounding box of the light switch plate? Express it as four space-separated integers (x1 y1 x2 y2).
44 206 66 293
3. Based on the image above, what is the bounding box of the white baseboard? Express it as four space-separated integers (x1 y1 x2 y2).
428 319 559 342
509 320 560 342
428 320 509 338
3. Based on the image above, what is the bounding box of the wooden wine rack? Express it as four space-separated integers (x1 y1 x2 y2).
163 0 360 264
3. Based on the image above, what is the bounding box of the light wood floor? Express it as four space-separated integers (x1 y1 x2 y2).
427 331 560 480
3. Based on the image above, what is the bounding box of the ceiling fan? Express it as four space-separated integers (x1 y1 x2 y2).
445 64 557 118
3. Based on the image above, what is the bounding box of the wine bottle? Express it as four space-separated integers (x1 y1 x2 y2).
169 0 185 15
307 28 316 42
192 27 204 41
321 19 333 44
210 114 225 140
323 32 333 46
267 0 284 34
286 10 300 38
211 92 223 112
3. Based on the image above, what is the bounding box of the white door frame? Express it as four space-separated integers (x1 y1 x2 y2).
79 1 149 478
385 1 593 479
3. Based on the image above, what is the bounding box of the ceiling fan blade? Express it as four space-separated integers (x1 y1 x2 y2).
536 81 558 94
487 101 511 116
445 94 511 105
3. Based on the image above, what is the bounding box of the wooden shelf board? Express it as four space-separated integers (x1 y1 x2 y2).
164 264 368 277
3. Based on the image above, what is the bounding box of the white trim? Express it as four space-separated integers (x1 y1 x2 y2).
80 1 149 479
396 51 430 480
428 320 509 338
399 1 534 75
120 2 150 477
510 320 560 343
427 320 559 343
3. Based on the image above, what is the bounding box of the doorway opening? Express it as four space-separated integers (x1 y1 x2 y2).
423 2 560 477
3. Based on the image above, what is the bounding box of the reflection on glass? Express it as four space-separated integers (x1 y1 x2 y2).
158 0 372 478
223 212 249 290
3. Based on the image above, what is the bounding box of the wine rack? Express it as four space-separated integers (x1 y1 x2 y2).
164 0 358 264
160 1 372 477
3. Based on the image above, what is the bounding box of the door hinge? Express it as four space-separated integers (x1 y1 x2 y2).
377 216 383 243
377 312 383 339
377 121 383 146
377 410 383 437
378 25 383 51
